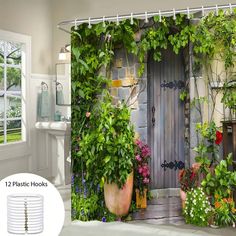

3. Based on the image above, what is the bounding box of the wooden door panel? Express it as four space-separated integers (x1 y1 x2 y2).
148 49 185 189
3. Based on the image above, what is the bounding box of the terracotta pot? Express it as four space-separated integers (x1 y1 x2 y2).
104 172 133 216
192 162 201 172
135 188 147 209
180 189 187 208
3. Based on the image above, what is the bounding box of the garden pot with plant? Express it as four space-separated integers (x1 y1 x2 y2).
179 167 198 208
134 139 151 209
96 100 135 216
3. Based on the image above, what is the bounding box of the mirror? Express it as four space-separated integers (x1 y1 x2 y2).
55 63 71 106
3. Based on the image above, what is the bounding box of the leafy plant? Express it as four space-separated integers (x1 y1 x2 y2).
78 99 135 189
179 167 198 192
194 122 222 172
134 139 151 195
71 174 116 222
184 187 212 226
201 153 236 199
179 90 188 101
221 80 236 118
212 194 236 226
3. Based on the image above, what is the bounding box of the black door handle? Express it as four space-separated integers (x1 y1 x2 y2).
152 106 155 126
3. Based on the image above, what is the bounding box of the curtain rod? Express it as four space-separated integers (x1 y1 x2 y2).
57 3 236 33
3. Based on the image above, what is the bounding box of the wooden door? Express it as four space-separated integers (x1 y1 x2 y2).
148 49 185 189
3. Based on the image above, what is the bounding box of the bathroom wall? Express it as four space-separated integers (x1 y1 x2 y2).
0 0 54 179
0 0 53 74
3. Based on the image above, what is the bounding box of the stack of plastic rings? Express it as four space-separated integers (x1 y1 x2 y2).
7 194 44 234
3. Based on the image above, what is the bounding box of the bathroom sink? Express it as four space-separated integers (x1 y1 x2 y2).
35 121 71 131
35 121 71 186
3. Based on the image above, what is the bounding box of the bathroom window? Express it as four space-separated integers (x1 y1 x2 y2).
0 41 23 144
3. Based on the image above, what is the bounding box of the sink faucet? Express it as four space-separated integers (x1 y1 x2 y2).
61 116 71 122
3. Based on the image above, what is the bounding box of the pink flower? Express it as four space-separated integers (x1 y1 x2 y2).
135 155 142 162
135 139 143 149
138 166 143 174
143 178 150 184
86 112 91 118
141 145 151 157
141 164 150 177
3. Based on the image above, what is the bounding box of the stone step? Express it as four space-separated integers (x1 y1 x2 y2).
150 188 180 199
132 193 183 221
148 196 181 205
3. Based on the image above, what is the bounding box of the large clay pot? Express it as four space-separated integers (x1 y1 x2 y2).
180 189 187 208
104 172 133 216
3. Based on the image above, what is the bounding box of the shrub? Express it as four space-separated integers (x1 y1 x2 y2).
184 187 212 226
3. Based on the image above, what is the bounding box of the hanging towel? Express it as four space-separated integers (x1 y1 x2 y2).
37 90 50 118
56 90 64 105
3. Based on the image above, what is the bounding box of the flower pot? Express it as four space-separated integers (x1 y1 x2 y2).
135 188 147 209
104 172 133 216
192 162 201 172
180 189 187 208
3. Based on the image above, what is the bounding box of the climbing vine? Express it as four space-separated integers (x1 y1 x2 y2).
71 9 236 221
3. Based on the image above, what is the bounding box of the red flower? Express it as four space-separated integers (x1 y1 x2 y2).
215 130 223 145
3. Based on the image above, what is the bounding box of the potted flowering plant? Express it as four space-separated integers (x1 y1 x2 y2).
134 139 151 209
179 167 198 208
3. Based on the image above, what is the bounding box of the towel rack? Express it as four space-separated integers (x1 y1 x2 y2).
41 82 48 91
56 82 63 91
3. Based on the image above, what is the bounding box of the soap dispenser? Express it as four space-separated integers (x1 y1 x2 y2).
54 110 62 121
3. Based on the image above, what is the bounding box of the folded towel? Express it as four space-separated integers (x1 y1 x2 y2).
37 90 50 118
56 90 64 105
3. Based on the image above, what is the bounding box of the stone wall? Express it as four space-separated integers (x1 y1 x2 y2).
110 47 192 165
110 49 148 142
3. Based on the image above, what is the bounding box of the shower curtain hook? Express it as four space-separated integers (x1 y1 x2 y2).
187 7 190 19
74 19 78 30
145 11 149 23
215 5 219 16
102 16 106 27
130 12 134 25
116 14 120 26
229 3 233 15
173 8 176 20
201 6 205 17
88 17 92 28
159 10 162 22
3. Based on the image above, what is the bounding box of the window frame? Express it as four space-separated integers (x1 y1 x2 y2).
0 29 31 159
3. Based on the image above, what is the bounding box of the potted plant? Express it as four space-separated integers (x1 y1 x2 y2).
134 139 151 209
96 100 135 217
179 167 198 208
